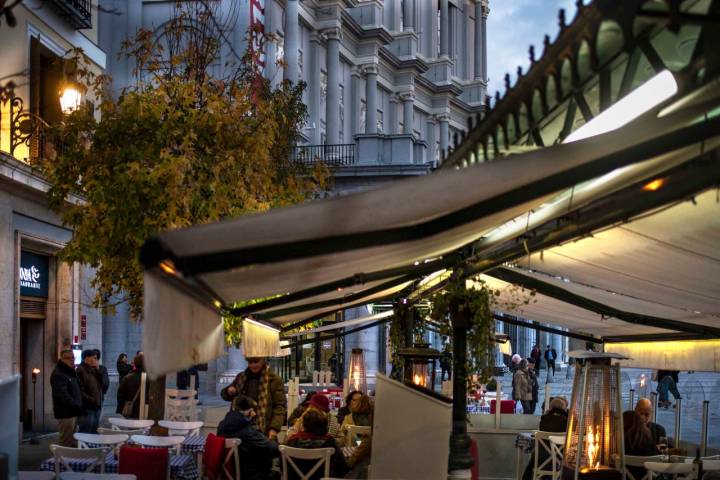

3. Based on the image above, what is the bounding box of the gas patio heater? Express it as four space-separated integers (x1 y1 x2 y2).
397 343 442 390
347 348 367 394
563 351 629 480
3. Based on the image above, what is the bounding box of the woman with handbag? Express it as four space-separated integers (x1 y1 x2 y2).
116 354 146 418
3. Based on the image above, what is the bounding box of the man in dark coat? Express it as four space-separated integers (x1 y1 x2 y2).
93 349 110 405
76 350 103 433
218 396 279 480
50 348 84 447
527 359 540 414
530 345 542 375
221 357 286 439
544 345 558 377
636 398 670 447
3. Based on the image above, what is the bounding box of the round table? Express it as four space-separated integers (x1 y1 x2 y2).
108 418 155 430
158 420 203 436
74 433 128 448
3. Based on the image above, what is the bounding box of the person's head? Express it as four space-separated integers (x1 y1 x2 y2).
133 354 145 372
308 394 330 413
548 397 565 412
302 409 328 436
117 353 128 364
245 357 266 374
232 395 258 418
519 359 528 371
546 345 551 349
635 398 653 424
59 349 75 368
82 349 98 366
93 349 102 361
556 396 569 410
136 350 143 356
301 391 317 406
350 393 373 415
511 354 521 365
527 359 535 368
346 390 362 409
623 410 652 450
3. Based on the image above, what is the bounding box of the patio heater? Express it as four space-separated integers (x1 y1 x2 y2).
397 343 442 390
347 348 367 394
563 351 628 480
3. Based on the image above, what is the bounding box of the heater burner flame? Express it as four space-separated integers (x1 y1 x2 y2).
586 425 600 470
413 373 425 387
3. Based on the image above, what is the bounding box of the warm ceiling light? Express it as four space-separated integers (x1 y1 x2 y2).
159 260 177 275
564 70 678 143
642 178 665 191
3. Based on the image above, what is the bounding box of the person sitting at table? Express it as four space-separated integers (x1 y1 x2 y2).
116 354 147 419
285 409 348 480
288 391 316 426
218 395 280 480
341 393 373 428
521 398 568 480
293 394 341 439
623 410 659 480
337 390 360 425
635 398 671 448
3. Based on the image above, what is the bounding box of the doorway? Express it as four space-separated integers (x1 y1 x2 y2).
19 297 46 433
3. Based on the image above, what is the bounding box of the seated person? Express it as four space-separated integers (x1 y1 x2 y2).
337 390 360 425
293 394 341 438
288 391 316 426
635 398 669 448
286 409 349 480
522 398 568 480
623 410 659 480
217 395 279 480
341 393 373 428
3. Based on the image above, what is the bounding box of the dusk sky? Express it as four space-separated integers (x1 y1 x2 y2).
486 0 579 95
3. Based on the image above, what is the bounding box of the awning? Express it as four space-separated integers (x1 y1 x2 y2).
141 91 720 376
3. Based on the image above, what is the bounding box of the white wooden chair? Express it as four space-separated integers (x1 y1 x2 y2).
98 427 147 436
164 388 198 421
343 425 371 447
623 455 664 480
49 444 107 475
532 431 563 480
223 438 241 480
279 445 334 480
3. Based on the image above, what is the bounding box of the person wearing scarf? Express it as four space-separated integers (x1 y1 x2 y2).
221 357 286 439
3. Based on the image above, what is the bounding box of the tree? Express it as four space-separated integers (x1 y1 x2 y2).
38 2 326 418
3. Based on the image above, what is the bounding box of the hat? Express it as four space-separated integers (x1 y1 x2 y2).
308 394 330 413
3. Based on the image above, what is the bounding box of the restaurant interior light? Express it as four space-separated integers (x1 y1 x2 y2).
564 70 678 143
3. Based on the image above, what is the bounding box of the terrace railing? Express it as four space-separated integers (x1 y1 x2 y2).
291 143 355 167
48 0 92 29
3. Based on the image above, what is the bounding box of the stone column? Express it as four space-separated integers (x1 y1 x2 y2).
364 64 378 134
388 95 399 134
426 115 438 164
401 93 414 135
351 67 362 136
310 32 322 144
480 1 489 82
440 0 449 57
325 28 342 144
403 0 415 32
284 0 300 83
438 113 450 157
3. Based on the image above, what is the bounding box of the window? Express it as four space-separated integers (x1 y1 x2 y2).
360 99 367 134
377 109 384 133
298 49 304 80
436 9 441 56
339 84 345 141
276 36 284 63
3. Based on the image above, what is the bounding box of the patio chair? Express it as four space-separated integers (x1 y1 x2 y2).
623 455 664 480
279 445 334 480
98 427 147 436
118 445 170 480
223 438 241 480
532 431 563 480
49 444 106 475
164 388 198 421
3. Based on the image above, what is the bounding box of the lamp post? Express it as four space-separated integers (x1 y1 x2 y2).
30 367 40 445
447 303 473 479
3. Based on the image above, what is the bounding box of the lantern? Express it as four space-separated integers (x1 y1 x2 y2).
397 343 442 390
59 81 85 114
347 348 367 394
563 351 628 480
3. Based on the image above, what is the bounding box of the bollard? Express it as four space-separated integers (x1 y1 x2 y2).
674 398 682 448
651 392 658 423
701 400 709 456
629 388 635 409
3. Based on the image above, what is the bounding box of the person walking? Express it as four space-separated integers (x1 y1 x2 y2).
512 360 533 414
116 353 132 383
116 354 147 419
440 348 453 381
544 344 557 377
76 350 103 433
50 349 84 447
656 370 681 409
530 345 542 375
221 357 286 439
526 359 540 414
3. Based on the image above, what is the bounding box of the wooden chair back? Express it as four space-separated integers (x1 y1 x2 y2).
49 444 106 475
279 445 334 480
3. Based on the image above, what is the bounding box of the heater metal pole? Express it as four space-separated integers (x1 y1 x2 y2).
629 389 635 409
674 398 682 448
615 365 626 480
574 364 590 480
544 383 551 413
651 392 658 423
701 400 709 456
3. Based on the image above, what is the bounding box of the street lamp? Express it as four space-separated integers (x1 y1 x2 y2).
397 343 441 390
59 81 84 115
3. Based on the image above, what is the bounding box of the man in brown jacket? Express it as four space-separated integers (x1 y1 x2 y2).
221 357 286 439
76 350 103 433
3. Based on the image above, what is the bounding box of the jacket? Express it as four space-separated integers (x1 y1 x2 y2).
76 362 103 411
221 367 287 434
117 362 133 382
116 372 147 418
217 411 279 480
50 361 84 419
512 369 532 401
544 348 557 361
528 370 539 402
286 432 349 480
98 364 110 396
539 408 568 432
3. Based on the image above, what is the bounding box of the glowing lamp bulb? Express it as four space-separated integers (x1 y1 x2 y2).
59 86 83 114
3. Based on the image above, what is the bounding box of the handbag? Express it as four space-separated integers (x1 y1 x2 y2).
122 386 141 418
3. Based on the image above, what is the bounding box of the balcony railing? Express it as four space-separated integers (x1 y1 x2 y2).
48 0 92 29
1 94 58 166
292 144 355 167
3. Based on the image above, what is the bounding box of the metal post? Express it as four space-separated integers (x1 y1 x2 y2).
448 306 473 479
651 392 658 423
494 377 502 430
674 398 682 448
544 383 551 413
701 400 709 456
629 389 635 409
574 364 590 480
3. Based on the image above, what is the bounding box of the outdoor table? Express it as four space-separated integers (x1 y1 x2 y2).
108 418 155 430
179 435 206 475
40 451 199 480
74 433 129 449
60 474 137 480
645 459 720 479
158 420 203 436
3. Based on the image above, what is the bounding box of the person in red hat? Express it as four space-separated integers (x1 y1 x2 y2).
292 393 341 439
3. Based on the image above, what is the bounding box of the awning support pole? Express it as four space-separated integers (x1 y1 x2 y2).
448 302 473 479
701 400 709 456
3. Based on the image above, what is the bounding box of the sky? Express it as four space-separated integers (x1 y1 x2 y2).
486 0 578 95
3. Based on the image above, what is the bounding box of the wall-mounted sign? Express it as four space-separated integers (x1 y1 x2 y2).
19 251 49 298
80 315 87 341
